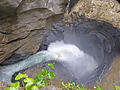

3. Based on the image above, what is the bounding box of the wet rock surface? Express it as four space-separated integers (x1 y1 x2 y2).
0 0 69 89
16 0 68 14
64 0 120 28
98 56 120 90
0 0 66 64
0 0 22 19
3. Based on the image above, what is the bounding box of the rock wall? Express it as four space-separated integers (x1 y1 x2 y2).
64 0 120 28
0 0 22 19
0 0 120 89
0 0 68 64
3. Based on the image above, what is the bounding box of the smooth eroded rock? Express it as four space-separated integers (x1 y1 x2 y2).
0 8 62 64
16 0 69 14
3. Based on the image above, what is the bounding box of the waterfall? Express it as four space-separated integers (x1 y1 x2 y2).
0 40 98 82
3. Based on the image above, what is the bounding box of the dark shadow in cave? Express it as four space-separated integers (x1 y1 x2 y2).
116 0 120 4
68 0 79 12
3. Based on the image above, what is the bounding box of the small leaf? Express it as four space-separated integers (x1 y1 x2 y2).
94 86 103 90
24 78 35 83
36 79 46 87
62 82 65 86
10 81 20 89
35 74 44 81
31 85 39 90
48 63 54 69
99 78 102 83
42 69 48 76
46 71 55 79
24 78 35 88
76 84 80 89
15 73 28 80
25 86 31 90
7 87 18 90
114 85 120 90
72 82 75 86
0 86 5 89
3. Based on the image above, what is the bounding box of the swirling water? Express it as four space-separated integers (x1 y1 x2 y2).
0 20 120 87
0 40 98 83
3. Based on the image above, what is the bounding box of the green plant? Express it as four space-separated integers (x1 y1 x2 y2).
94 86 103 90
0 86 5 90
114 85 120 90
61 82 89 90
7 81 20 90
7 63 55 90
61 82 105 90
93 78 103 90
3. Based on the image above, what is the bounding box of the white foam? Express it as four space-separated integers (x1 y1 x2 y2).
48 40 84 61
47 40 98 76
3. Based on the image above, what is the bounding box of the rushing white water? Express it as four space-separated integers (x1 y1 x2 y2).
0 40 98 83
48 40 98 79
48 40 84 61
48 40 98 69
